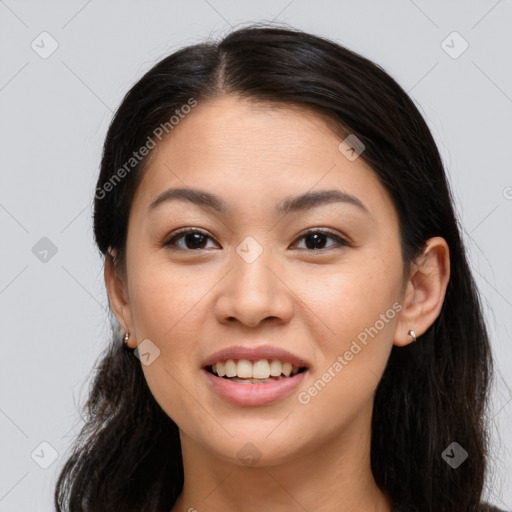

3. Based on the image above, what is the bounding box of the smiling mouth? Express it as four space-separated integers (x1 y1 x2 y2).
205 358 308 384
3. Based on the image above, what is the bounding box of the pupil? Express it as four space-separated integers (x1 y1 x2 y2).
306 233 326 250
186 233 206 249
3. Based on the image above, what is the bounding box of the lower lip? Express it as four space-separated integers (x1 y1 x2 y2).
201 368 308 406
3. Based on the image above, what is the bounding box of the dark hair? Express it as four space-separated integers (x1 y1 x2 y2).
55 23 495 511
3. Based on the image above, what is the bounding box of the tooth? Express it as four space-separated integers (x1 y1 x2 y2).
252 359 270 379
218 358 299 379
216 361 226 377
237 359 253 378
269 359 283 377
224 359 237 377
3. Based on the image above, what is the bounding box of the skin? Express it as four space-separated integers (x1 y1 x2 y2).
105 95 450 512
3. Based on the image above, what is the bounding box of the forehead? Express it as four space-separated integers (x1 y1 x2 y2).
150 96 346 168
131 95 397 224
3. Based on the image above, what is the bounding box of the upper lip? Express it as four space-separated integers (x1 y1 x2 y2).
202 344 309 369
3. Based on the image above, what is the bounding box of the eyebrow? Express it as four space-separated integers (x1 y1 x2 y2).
147 187 369 216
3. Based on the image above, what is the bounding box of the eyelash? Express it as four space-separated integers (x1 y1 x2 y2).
162 227 350 252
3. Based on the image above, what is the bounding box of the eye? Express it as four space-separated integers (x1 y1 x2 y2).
162 228 349 252
292 229 349 251
162 228 219 251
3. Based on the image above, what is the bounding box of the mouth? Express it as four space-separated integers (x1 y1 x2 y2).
200 345 310 405
205 358 308 384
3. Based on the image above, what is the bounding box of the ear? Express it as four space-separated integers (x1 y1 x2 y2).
394 236 450 347
104 250 137 348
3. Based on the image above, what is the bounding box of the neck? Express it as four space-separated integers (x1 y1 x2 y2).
171 403 393 512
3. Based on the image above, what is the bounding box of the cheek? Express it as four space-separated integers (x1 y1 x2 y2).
129 257 212 342
292 254 400 406
295 255 401 343
129 263 212 432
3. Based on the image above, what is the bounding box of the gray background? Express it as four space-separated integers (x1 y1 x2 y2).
0 0 511 510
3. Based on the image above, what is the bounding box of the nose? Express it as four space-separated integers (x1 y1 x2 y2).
213 245 294 328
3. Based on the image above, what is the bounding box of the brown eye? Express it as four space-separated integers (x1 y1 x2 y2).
162 228 349 252
163 229 218 251
293 230 349 251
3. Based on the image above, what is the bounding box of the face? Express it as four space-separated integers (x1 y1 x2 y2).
116 95 407 466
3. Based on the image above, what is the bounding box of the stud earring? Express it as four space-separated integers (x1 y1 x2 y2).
408 329 417 342
123 332 130 345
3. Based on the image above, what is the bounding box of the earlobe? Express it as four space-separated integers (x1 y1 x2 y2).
104 250 136 348
394 237 450 347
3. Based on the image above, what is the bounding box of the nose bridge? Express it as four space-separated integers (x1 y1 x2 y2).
215 235 293 326
234 237 274 290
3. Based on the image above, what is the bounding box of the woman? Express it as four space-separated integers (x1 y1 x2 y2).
54 24 507 512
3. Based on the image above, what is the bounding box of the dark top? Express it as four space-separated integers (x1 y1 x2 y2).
392 503 508 511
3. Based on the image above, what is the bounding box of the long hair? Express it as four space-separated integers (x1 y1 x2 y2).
55 24 494 511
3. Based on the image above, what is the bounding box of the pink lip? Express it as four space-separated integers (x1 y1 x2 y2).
201 344 309 369
201 367 308 406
